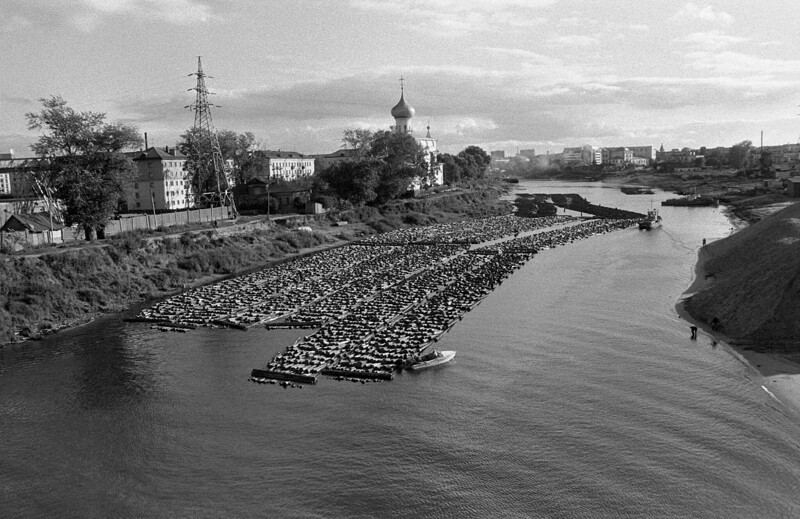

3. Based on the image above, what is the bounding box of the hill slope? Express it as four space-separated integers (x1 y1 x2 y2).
684 202 800 349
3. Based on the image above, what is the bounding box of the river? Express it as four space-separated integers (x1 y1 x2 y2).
2 180 799 518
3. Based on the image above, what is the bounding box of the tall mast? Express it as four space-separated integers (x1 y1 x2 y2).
187 56 236 215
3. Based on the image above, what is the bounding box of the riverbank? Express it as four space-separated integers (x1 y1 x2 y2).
603 170 793 224
675 226 800 413
0 184 513 346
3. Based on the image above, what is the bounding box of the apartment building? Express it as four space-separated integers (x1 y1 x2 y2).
125 146 194 212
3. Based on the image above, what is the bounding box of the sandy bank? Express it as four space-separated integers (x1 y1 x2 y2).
676 240 800 415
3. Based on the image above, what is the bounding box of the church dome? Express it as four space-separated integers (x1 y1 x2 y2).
391 93 415 119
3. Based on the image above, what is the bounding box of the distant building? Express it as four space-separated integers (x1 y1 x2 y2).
313 148 360 171
0 172 9 195
490 150 506 161
603 147 633 166
656 146 699 166
0 156 48 198
519 149 536 160
787 178 800 197
125 146 193 212
627 145 655 165
251 150 315 182
563 145 602 165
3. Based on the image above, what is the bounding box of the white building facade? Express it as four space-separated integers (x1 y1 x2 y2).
254 151 315 182
126 147 194 212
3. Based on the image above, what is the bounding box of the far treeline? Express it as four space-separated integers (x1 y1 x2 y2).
19 97 492 241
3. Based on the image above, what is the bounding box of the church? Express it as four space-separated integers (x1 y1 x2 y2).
390 82 444 188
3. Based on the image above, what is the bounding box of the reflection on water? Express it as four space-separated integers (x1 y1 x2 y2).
2 180 799 517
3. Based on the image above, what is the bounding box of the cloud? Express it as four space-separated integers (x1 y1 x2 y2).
684 51 800 75
676 30 748 50
673 2 733 24
547 34 600 47
629 24 650 32
0 15 31 33
79 0 212 20
5 0 215 32
350 0 558 35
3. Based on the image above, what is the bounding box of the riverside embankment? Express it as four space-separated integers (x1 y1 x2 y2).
0 186 513 345
682 201 800 354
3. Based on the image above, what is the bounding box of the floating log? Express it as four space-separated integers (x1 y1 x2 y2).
211 319 249 331
250 369 317 385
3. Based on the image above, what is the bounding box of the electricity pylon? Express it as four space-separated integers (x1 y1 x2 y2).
186 56 236 215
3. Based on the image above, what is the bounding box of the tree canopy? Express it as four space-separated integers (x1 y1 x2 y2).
26 96 142 240
322 129 429 204
439 146 491 183
729 140 753 170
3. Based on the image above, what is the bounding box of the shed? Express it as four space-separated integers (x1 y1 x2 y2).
0 212 65 244
787 178 800 198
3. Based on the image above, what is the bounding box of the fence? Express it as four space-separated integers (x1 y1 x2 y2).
1 207 232 249
103 206 231 236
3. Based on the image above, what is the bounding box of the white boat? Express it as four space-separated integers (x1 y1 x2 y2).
409 349 456 370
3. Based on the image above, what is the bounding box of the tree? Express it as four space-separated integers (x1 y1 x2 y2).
178 128 258 198
341 128 375 159
759 150 773 177
457 146 491 179
216 130 258 186
729 140 753 170
320 159 382 205
368 130 425 168
26 96 142 240
438 153 463 184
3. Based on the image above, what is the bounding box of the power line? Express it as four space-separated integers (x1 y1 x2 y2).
186 56 236 216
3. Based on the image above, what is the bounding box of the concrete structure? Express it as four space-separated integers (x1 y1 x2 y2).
126 146 194 212
0 172 9 195
519 149 536 160
252 150 315 182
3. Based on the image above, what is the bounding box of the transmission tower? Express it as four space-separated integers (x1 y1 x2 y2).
186 56 236 215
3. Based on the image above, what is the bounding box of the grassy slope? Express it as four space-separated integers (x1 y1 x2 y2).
0 186 512 345
684 202 800 349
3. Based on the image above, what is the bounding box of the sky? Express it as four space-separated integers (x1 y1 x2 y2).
2 0 799 156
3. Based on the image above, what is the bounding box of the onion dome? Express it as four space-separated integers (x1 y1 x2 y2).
391 92 415 119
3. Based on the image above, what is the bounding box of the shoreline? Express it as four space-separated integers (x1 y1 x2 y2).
675 236 800 414
0 234 353 349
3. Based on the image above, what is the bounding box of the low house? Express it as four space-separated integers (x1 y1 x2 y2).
787 178 800 197
0 212 65 246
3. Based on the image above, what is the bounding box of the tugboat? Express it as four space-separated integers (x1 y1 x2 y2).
409 349 456 370
638 208 662 230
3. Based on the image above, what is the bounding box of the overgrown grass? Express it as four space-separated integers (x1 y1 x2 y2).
0 225 338 344
1 180 511 344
